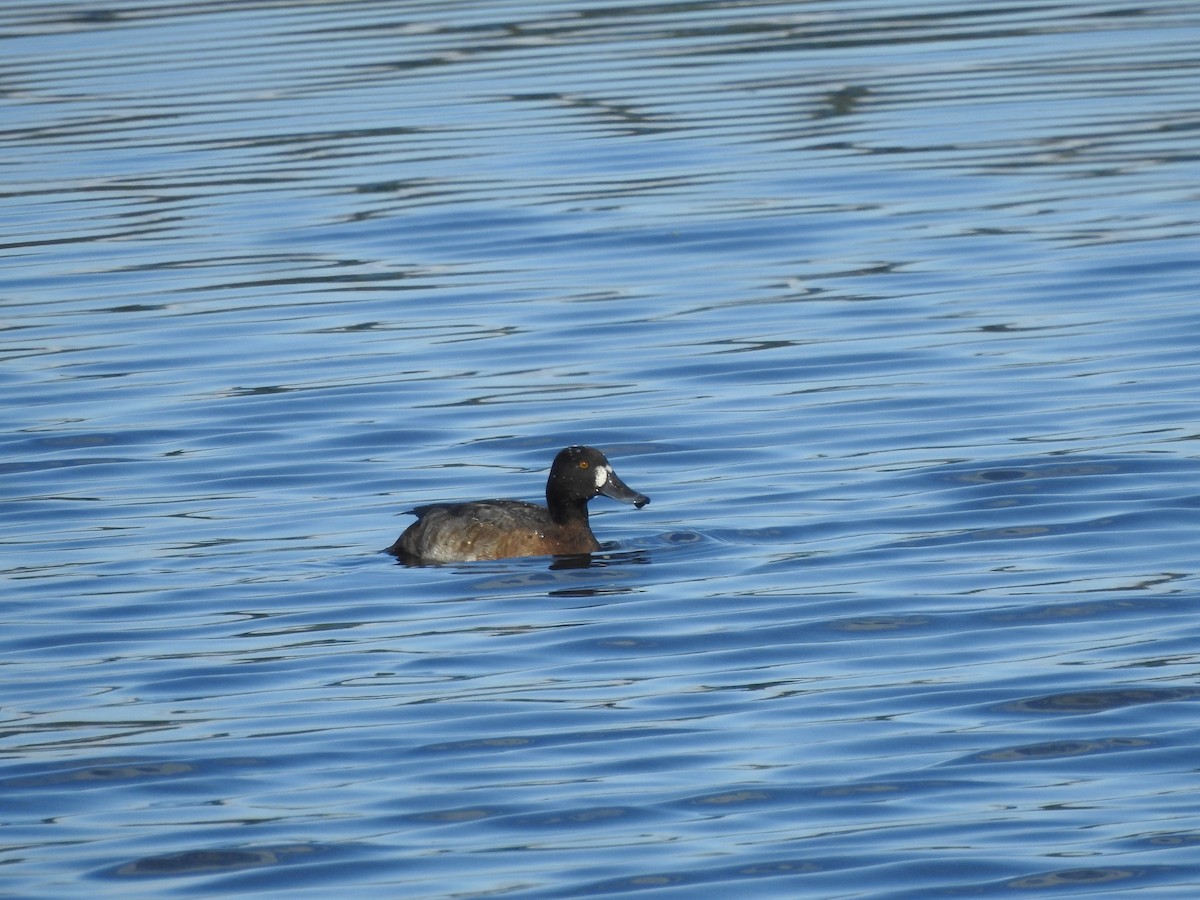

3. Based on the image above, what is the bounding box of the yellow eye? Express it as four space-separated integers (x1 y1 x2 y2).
579 460 589 469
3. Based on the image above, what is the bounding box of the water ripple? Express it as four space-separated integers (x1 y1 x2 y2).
4 0 1200 897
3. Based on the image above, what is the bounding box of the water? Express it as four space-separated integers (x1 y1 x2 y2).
3 0 1200 896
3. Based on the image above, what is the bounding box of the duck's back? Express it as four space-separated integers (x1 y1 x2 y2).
391 499 599 563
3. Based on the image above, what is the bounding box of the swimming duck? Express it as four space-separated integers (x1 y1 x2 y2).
387 445 649 563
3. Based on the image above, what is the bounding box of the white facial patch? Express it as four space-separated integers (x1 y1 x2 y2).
594 466 609 489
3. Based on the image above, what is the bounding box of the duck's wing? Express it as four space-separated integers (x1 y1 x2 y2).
392 500 554 562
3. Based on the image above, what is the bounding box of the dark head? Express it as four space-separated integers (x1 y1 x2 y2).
546 445 649 523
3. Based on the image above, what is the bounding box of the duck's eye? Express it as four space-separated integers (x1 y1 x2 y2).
579 460 589 469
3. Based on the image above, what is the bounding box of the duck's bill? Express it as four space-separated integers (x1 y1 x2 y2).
599 468 650 508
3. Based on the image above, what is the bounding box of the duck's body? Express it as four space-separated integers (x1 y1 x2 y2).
388 446 649 564
395 499 600 562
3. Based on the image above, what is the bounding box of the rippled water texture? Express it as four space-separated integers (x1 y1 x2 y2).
4 1 1200 897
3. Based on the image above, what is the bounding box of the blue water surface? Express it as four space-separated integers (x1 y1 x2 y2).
3 1 1200 897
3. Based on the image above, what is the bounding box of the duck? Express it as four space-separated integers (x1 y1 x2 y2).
387 445 649 563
